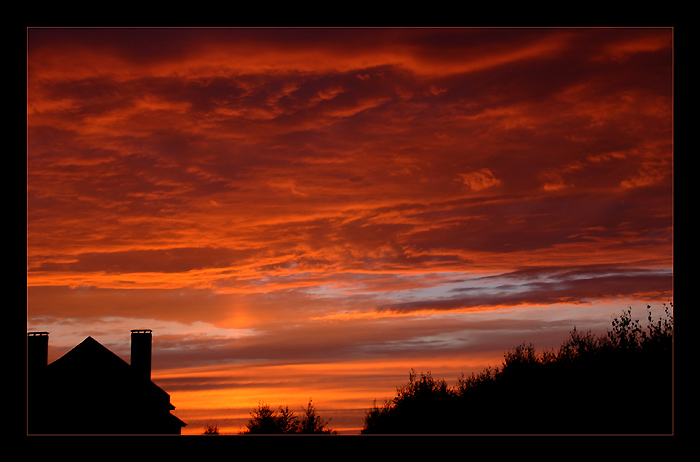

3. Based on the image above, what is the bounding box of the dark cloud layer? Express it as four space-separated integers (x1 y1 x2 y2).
30 247 259 273
379 268 673 313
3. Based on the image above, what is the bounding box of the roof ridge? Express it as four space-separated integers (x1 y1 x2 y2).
50 335 131 370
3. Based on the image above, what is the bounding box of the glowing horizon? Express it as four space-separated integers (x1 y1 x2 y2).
27 27 673 435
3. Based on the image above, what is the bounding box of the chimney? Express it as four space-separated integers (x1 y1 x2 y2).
130 329 152 381
27 332 49 377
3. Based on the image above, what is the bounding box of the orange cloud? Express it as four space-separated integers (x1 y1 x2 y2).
458 168 502 191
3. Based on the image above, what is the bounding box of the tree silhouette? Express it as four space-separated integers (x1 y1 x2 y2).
244 402 291 434
243 399 336 434
362 303 673 434
202 424 219 435
298 399 336 434
364 370 457 434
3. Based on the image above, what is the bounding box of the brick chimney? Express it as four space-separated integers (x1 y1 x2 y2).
130 329 152 381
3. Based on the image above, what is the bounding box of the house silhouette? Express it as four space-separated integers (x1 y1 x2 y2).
27 330 187 435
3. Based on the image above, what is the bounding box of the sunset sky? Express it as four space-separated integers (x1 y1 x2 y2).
27 27 673 434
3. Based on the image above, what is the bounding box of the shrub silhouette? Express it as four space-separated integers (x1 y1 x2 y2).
362 303 673 434
364 370 457 434
298 399 336 434
202 424 220 435
243 399 336 434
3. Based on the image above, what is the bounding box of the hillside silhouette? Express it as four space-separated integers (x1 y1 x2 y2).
362 304 673 434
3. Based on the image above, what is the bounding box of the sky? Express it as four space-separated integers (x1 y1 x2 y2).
27 27 674 434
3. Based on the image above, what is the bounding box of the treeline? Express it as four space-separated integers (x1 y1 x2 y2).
362 304 673 434
205 304 672 435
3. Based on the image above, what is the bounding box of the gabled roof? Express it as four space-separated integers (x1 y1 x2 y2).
42 336 185 426
49 336 174 404
48 336 130 374
29 334 186 434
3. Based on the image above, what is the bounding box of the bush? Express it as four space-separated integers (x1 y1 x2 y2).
243 399 336 434
202 424 219 435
